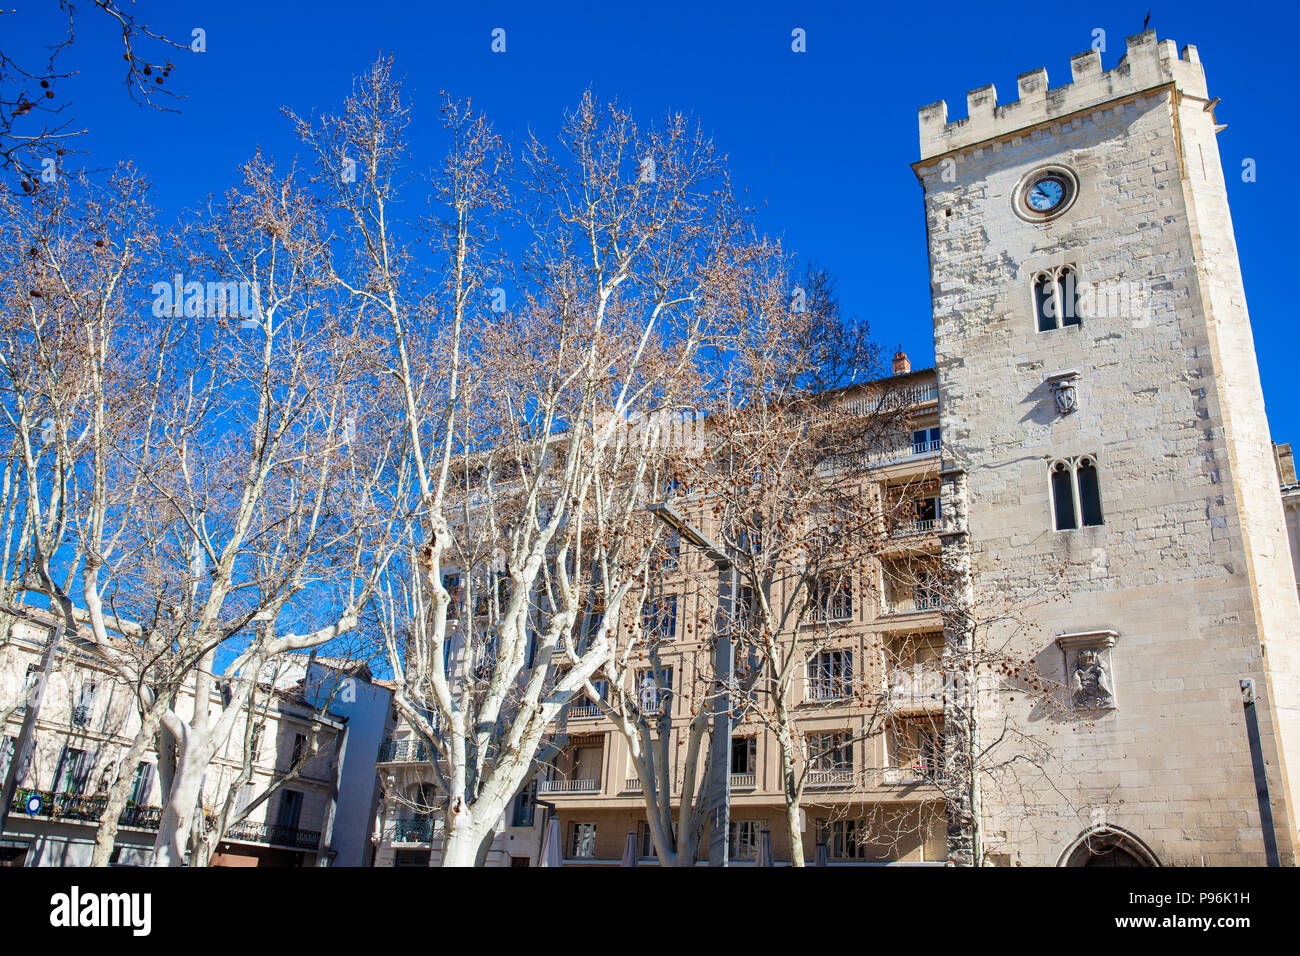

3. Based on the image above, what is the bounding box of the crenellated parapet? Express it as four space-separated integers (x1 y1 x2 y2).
917 31 1208 159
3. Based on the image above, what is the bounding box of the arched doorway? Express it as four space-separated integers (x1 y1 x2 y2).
1060 826 1160 867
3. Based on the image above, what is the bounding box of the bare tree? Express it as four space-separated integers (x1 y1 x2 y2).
1 1 185 180
296 60 749 864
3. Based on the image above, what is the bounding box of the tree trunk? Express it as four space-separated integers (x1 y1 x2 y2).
90 702 164 866
151 746 207 866
786 800 805 866
439 815 485 867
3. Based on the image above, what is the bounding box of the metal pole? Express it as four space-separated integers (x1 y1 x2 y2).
707 562 736 867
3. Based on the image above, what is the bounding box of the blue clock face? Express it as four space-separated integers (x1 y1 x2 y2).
1027 176 1066 212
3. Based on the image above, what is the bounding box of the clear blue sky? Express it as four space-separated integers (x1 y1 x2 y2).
10 0 1300 445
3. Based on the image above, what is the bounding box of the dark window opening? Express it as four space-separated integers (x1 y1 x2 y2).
1035 273 1057 332
1078 459 1104 526
1051 463 1077 531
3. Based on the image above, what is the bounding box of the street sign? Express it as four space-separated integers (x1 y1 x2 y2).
24 793 41 815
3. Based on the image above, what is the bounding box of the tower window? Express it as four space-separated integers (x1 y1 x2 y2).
1033 265 1080 332
1050 456 1104 531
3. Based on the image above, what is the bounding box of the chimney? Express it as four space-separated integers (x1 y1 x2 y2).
1275 442 1297 485
893 349 911 375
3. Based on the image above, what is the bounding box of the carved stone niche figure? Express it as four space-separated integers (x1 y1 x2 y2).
1055 630 1118 710
1045 368 1080 416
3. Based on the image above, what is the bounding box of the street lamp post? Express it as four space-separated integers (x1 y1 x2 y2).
647 503 735 867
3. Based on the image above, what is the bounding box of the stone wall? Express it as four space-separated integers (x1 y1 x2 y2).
916 33 1300 865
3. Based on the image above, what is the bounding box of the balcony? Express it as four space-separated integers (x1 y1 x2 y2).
388 818 436 843
884 591 942 617
829 384 939 419
890 517 936 538
538 778 600 794
729 772 756 789
880 765 947 786
888 665 945 713
70 704 93 727
377 738 434 763
565 701 601 719
9 788 161 829
823 438 941 474
623 778 642 792
806 769 854 788
224 820 322 850
807 682 853 704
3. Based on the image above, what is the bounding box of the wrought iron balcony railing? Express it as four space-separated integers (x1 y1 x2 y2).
9 788 161 829
377 738 434 763
388 818 436 843
224 820 321 850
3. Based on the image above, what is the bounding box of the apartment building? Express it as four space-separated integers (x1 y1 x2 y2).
0 607 389 867
370 358 947 866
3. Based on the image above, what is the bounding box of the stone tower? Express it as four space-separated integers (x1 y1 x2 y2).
915 31 1300 865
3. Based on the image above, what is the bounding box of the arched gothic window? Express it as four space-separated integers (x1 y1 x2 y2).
1033 265 1081 331
1050 456 1104 531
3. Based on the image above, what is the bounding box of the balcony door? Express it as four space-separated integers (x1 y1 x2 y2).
276 789 303 831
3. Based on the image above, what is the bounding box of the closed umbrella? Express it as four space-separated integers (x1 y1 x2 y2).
757 829 774 867
539 816 563 867
621 830 638 866
815 841 829 867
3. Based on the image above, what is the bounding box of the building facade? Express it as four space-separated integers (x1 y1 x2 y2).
0 608 388 867
916 31 1300 865
370 362 951 866
368 35 1300 868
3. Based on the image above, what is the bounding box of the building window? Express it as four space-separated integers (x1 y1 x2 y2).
642 595 677 642
817 819 867 860
1051 456 1104 531
893 719 945 782
728 820 760 861
291 733 307 767
636 666 674 714
72 680 97 728
659 532 680 572
128 762 156 805
18 663 39 712
809 575 853 623
276 789 303 831
512 780 537 828
636 820 659 859
807 732 853 781
55 747 88 795
911 427 941 455
250 725 264 763
808 649 854 701
1034 265 1081 332
0 735 13 783
569 822 597 859
730 736 756 776
442 572 464 620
